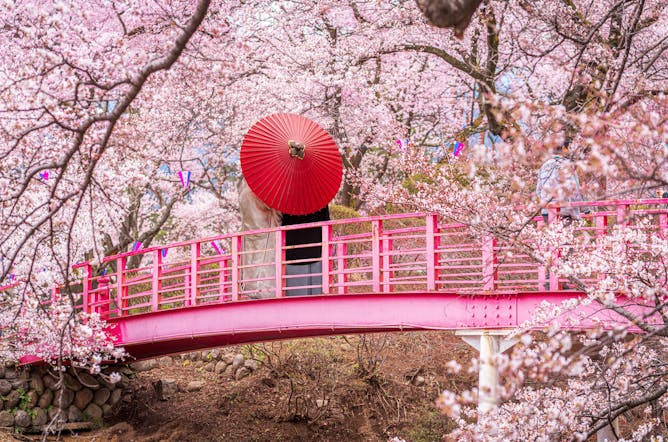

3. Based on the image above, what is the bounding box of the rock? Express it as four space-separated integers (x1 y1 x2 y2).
102 404 113 418
0 399 4 410
14 409 31 428
130 359 157 372
0 366 5 378
109 388 122 406
0 380 11 395
5 390 20 408
118 366 135 376
153 379 178 401
98 377 116 390
84 403 103 420
43 374 59 391
122 393 133 403
18 370 29 380
74 388 94 409
194 360 205 369
231 354 245 370
4 368 16 379
316 399 329 408
63 373 82 392
78 373 100 390
93 388 110 406
68 405 83 422
53 389 74 409
221 353 235 364
214 361 228 374
185 381 205 392
188 352 199 361
413 375 426 387
203 362 215 372
10 380 29 390
235 367 251 380
0 410 13 427
30 373 44 393
244 359 260 371
38 389 53 408
209 349 221 360
117 374 131 389
32 407 47 426
223 364 235 378
201 351 211 360
158 356 173 367
26 390 39 408
47 407 66 423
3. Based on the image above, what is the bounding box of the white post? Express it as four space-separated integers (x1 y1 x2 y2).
597 422 619 442
456 330 517 416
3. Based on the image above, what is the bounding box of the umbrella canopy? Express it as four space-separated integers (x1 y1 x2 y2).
240 113 343 215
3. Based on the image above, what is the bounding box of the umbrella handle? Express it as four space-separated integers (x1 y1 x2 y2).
288 140 305 160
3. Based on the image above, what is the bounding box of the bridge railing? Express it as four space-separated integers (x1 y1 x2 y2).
46 199 666 320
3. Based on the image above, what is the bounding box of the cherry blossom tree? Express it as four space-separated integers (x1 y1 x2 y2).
0 0 665 438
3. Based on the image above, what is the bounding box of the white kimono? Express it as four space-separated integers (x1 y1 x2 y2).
237 177 281 298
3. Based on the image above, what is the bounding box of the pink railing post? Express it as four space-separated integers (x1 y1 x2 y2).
81 263 92 315
51 286 60 305
482 236 497 291
115 257 127 317
617 204 629 226
321 225 332 294
426 214 439 291
275 230 285 298
382 237 393 293
231 235 240 302
189 243 200 306
660 213 667 238
546 208 559 291
537 215 546 291
337 242 347 295
97 276 110 319
152 249 162 312
595 213 608 237
372 220 382 292
219 255 229 302
547 207 558 224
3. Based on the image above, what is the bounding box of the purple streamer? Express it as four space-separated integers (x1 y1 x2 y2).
178 171 191 189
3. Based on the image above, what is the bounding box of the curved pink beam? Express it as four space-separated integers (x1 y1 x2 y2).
109 292 653 360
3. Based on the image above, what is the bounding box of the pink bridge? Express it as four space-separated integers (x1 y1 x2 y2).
46 200 668 359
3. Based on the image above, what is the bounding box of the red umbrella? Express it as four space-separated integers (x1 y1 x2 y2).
240 113 343 215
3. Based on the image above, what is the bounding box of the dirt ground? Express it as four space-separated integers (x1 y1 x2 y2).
4 331 477 442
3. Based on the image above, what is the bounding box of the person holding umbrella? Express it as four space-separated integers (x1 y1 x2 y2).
282 205 330 296
240 114 343 298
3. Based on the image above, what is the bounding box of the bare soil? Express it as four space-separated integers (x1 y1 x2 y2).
7 331 477 442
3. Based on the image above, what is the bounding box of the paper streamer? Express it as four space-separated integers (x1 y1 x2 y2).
101 268 107 276
211 241 225 255
39 171 49 180
178 171 191 189
133 241 142 252
397 139 410 151
161 248 168 258
453 141 465 156
8 274 14 282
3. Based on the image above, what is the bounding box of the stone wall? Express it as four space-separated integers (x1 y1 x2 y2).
0 349 262 433
0 363 131 433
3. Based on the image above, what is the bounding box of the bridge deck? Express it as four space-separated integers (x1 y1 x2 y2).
7 199 668 359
